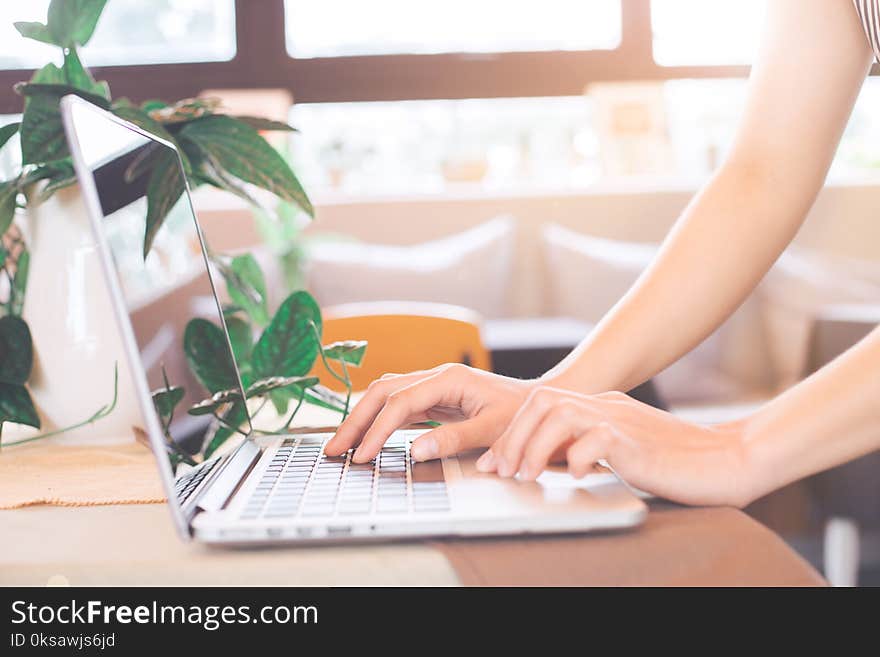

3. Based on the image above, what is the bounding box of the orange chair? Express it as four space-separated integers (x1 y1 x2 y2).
311 302 491 392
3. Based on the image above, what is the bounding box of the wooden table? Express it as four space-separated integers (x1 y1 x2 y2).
0 501 823 586
0 406 823 586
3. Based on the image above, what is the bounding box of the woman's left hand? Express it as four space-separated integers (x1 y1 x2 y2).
475 387 755 507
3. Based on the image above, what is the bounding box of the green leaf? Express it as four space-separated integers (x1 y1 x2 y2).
251 290 322 382
191 150 264 208
0 316 33 385
151 386 184 425
178 115 313 217
141 99 168 113
221 254 270 327
245 375 318 399
28 63 66 85
19 158 77 204
0 122 20 152
10 250 29 316
230 116 298 132
0 181 17 236
224 315 253 365
111 104 191 174
16 73 110 165
15 82 111 107
143 146 186 257
203 400 248 457
47 0 108 47
35 173 77 203
303 384 348 414
323 340 367 367
17 158 73 188
0 383 40 429
187 388 241 416
183 318 240 394
148 97 220 125
62 47 110 100
14 21 57 46
265 389 287 415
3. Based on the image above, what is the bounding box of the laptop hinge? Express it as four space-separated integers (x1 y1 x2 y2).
195 439 261 513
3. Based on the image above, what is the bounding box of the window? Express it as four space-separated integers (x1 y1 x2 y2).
0 0 235 69
285 0 621 58
288 96 598 195
651 0 765 66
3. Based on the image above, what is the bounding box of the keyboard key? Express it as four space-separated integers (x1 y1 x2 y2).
411 460 445 483
301 505 335 516
414 504 449 513
377 502 408 513
339 507 371 515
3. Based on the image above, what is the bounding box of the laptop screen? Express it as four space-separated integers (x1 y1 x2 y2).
63 98 252 490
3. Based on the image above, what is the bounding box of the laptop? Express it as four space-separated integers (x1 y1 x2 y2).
61 95 646 545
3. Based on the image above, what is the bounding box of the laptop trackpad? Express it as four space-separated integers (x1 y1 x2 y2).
450 452 636 516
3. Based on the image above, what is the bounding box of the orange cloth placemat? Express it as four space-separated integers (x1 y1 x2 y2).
0 442 165 509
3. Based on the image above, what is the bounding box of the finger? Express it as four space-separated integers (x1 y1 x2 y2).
492 388 558 477
352 368 466 463
517 400 591 480
411 412 497 461
324 371 431 455
566 423 616 479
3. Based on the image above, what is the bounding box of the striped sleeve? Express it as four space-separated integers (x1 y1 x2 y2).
853 0 880 61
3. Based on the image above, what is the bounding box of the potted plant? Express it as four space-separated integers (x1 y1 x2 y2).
0 0 364 455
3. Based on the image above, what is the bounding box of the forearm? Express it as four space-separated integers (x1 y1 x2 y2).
544 162 807 393
740 325 880 504
542 0 871 396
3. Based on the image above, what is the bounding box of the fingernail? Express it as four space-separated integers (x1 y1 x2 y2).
352 449 365 463
411 436 438 461
475 450 496 472
496 457 512 478
518 464 535 481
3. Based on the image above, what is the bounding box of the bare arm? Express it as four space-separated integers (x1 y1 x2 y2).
743 325 880 501
326 0 876 465
475 325 880 507
545 0 873 393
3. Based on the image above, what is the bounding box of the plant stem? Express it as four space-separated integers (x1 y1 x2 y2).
340 359 352 420
277 388 306 432
309 320 349 388
2 262 15 310
306 320 355 422
252 397 268 420
210 411 250 437
1 363 119 448
165 436 197 466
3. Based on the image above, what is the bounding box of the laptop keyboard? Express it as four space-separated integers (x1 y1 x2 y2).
174 455 221 504
240 433 450 520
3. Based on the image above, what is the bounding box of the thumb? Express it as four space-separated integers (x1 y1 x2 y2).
411 414 495 461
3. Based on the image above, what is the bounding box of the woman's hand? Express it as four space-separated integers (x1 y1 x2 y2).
324 364 534 464
476 387 755 507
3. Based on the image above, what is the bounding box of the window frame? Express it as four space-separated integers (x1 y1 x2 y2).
0 0 873 115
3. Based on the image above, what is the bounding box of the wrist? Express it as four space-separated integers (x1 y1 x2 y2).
538 367 620 396
722 414 777 508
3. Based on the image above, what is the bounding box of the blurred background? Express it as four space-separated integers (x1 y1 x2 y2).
2 0 880 584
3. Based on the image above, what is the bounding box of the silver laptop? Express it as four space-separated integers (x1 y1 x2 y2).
61 95 646 546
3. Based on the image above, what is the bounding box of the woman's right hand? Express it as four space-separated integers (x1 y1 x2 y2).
323 364 534 463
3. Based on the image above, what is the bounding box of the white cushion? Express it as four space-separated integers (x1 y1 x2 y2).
542 223 772 403
304 217 515 318
759 245 880 388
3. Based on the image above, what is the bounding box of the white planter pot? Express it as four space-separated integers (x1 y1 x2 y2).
11 185 141 445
